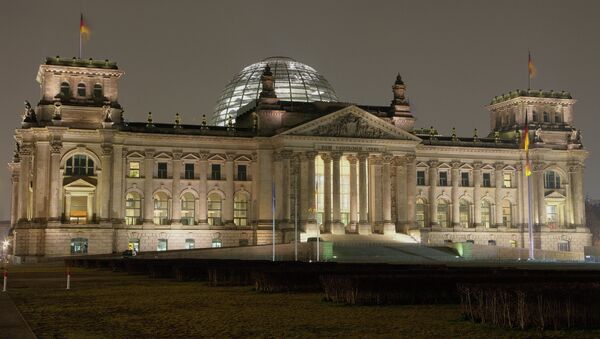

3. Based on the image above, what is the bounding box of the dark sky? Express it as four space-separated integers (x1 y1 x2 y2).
1 0 599 220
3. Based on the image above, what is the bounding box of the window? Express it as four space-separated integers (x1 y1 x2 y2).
437 200 449 227
502 200 512 227
444 239 453 244
208 193 222 225
237 164 247 181
233 192 248 227
466 239 475 244
482 173 491 187
69 196 88 224
461 172 469 187
93 84 103 98
70 238 88 254
459 200 470 227
544 171 561 189
510 240 517 248
128 239 140 252
532 111 538 122
239 239 249 246
557 240 570 252
212 239 222 248
503 173 512 188
439 171 448 186
128 161 140 178
211 164 221 180
417 170 426 186
77 83 86 97
153 192 169 225
60 82 71 97
184 163 195 179
65 154 94 176
125 192 142 225
481 201 492 227
546 204 561 228
488 240 497 246
181 193 195 225
157 239 168 251
185 239 195 250
157 162 168 179
543 111 550 123
416 198 427 227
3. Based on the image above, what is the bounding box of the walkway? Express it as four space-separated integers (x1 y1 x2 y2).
0 293 36 339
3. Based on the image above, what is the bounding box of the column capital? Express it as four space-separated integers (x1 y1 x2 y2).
405 153 416 163
280 150 294 159
472 161 483 170
225 153 236 162
568 161 584 172
305 150 318 159
121 148 128 158
331 151 343 161
370 155 382 166
145 149 155 159
357 153 369 162
451 161 461 169
427 159 439 168
346 154 357 164
101 144 113 156
20 143 33 156
198 151 210 161
494 162 505 171
382 153 394 164
392 156 405 166
532 162 544 172
321 153 332 162
173 150 183 160
50 141 62 154
515 163 523 171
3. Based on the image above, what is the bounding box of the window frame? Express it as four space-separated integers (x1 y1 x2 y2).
157 162 168 179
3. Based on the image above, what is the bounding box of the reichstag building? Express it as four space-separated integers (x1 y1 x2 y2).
8 56 590 261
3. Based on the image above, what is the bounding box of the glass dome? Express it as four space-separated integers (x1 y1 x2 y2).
212 56 339 125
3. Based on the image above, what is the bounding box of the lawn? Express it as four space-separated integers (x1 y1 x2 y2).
5 263 600 338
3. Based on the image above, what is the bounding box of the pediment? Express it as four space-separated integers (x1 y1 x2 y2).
127 151 145 159
235 155 252 162
154 152 172 160
545 191 566 199
209 154 226 161
182 153 199 160
281 105 421 141
63 177 97 187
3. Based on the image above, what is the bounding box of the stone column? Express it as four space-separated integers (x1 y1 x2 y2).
473 162 482 226
382 154 395 234
322 153 332 232
9 165 19 227
143 150 155 223
198 152 209 225
395 157 407 233
64 193 71 221
111 146 125 223
304 151 318 235
273 152 284 222
34 142 50 221
256 150 274 228
370 156 383 231
347 155 358 230
428 160 439 226
17 144 32 221
451 161 460 227
224 153 235 225
494 163 504 227
100 145 113 222
570 162 585 226
357 153 370 234
48 141 62 222
281 150 293 224
534 163 546 225
515 164 524 228
330 152 344 234
405 154 417 230
86 194 94 222
171 151 183 224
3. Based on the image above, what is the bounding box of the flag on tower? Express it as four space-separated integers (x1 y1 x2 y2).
528 52 536 79
80 13 91 41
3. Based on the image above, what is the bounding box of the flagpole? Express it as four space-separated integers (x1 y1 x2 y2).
527 51 530 90
79 30 82 59
272 181 275 262
527 172 534 260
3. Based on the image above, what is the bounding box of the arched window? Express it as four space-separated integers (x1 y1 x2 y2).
502 200 512 227
416 198 427 228
437 199 450 227
481 200 492 227
153 192 169 225
93 84 103 98
60 82 71 97
77 83 86 97
532 111 538 122
544 170 562 189
65 154 94 176
459 199 471 227
125 192 142 225
233 192 248 227
180 192 195 225
555 112 562 123
543 111 550 123
208 193 222 226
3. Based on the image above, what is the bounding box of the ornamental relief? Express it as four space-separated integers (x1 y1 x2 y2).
294 112 401 139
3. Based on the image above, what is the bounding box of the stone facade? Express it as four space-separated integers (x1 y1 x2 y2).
7 57 591 261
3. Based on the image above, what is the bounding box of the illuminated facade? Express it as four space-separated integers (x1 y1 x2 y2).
7 56 590 261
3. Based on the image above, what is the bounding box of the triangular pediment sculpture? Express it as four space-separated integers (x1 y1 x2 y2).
281 105 421 141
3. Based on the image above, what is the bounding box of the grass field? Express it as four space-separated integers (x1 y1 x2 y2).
4 263 600 338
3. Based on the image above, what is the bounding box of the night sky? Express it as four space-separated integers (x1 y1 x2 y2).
1 0 598 220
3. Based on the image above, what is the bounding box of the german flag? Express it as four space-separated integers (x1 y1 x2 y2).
80 13 91 41
528 52 536 80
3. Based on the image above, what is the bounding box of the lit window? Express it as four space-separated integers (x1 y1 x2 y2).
503 173 512 188
212 239 222 248
184 163 195 179
459 200 470 227
128 239 140 252
416 198 427 227
439 171 448 186
502 200 512 227
70 238 88 254
157 162 168 179
181 193 195 225
233 192 248 227
157 239 168 251
461 172 469 187
557 240 570 252
546 204 563 228
65 154 94 176
237 165 247 181
125 192 142 225
510 240 517 248
129 161 140 178
481 201 492 227
153 192 169 225
482 173 491 187
211 164 221 180
185 239 195 250
417 170 426 186
208 193 222 225
437 200 449 227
